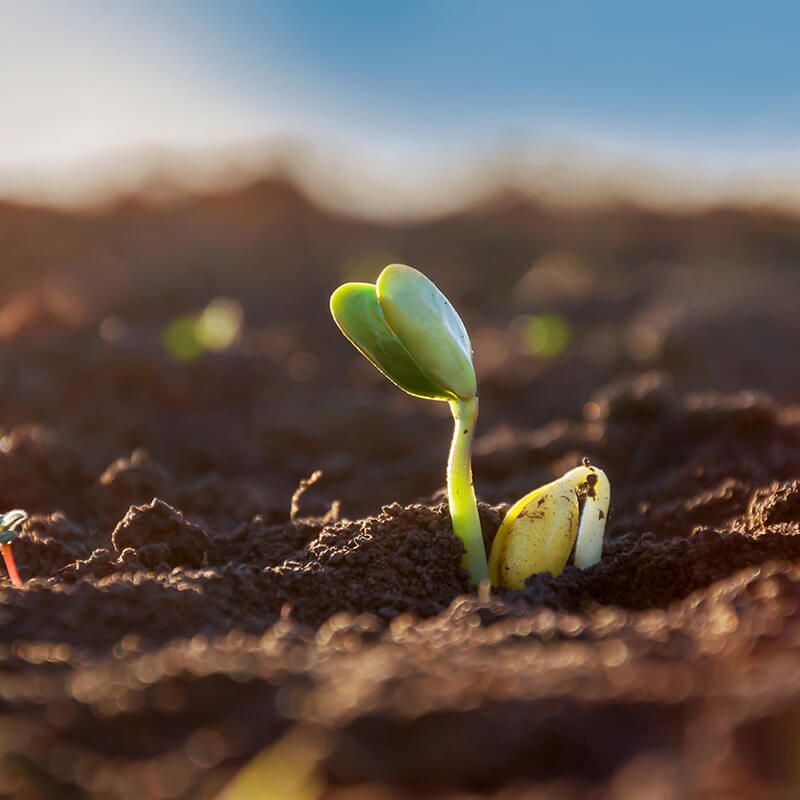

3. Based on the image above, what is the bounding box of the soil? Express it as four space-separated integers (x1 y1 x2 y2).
1 180 800 798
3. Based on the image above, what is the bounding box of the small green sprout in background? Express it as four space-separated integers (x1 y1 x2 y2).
164 297 244 361
513 312 571 358
0 509 27 587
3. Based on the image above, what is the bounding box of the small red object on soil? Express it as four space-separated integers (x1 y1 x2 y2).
1 542 22 587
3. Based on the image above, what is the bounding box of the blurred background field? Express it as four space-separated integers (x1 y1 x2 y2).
2 174 800 519
1 0 800 517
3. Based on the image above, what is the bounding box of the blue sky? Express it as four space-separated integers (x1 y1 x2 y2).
2 1 799 205
151 1 800 153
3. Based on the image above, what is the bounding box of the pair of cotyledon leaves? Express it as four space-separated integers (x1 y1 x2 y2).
330 264 477 403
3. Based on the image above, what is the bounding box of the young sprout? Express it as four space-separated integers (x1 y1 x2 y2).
489 464 610 590
330 264 488 585
330 264 612 591
0 509 28 588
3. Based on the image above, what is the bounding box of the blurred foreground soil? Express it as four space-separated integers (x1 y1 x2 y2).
1 178 800 798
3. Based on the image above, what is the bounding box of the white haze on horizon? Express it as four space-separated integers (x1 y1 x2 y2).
2 1 799 218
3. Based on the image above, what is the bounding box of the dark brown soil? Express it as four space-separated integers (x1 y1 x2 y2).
1 179 800 798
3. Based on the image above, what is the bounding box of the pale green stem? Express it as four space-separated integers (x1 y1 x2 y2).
447 396 489 586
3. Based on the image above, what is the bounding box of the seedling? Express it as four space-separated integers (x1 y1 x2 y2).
0 509 27 587
330 264 610 589
331 264 486 584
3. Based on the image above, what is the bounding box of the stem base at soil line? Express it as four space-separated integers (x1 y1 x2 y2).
447 396 489 586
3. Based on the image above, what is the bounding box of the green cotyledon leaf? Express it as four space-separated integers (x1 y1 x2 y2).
377 264 476 400
330 282 454 400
